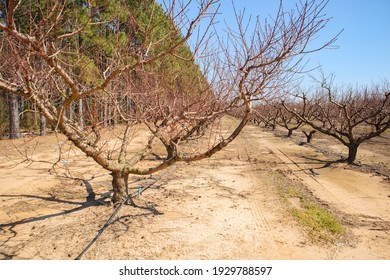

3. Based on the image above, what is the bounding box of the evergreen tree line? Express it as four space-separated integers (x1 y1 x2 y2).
0 0 207 139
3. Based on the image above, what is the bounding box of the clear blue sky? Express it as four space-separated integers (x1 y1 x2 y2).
160 0 390 87
301 0 390 86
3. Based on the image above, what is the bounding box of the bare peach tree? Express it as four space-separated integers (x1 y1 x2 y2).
302 129 317 143
275 102 303 137
252 103 279 130
284 77 390 163
0 0 337 204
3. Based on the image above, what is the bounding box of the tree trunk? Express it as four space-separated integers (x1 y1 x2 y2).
108 103 113 126
113 108 118 128
39 113 46 136
69 103 75 121
19 98 26 129
287 129 293 137
103 102 108 127
303 130 316 143
347 142 360 163
33 103 38 129
93 96 98 126
111 171 129 204
78 99 84 131
166 145 176 159
8 94 20 139
266 123 275 130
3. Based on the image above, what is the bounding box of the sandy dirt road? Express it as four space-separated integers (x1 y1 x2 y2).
0 122 389 260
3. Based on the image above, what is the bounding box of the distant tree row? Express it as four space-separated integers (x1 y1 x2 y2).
247 78 390 163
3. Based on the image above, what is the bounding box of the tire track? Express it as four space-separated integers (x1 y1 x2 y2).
236 130 278 252
250 129 351 210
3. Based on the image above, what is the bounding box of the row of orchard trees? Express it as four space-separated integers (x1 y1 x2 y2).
250 76 390 163
0 0 342 203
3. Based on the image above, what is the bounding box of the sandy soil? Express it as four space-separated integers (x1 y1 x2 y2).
0 122 389 260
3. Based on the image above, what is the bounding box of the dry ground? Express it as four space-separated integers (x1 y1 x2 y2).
0 121 389 260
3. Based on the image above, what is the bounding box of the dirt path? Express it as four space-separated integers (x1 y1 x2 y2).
254 126 390 259
259 131 390 220
0 123 389 260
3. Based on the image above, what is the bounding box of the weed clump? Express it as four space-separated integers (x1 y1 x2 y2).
291 201 343 241
268 170 344 242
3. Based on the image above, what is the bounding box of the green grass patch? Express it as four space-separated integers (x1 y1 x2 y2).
268 170 344 242
291 201 343 241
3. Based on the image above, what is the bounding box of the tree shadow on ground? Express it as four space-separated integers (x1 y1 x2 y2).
0 175 104 229
0 175 161 259
0 195 104 229
299 155 345 170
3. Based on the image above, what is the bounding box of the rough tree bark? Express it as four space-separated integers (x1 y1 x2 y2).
111 171 129 204
347 142 360 164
